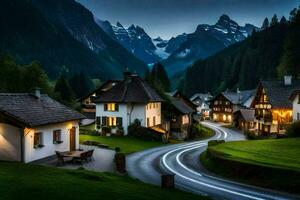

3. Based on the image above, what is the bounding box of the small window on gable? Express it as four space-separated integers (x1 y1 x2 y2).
34 132 43 148
53 130 62 144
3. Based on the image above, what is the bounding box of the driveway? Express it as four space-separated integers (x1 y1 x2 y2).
126 121 299 200
35 145 115 172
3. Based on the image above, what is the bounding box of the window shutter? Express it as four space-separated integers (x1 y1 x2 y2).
116 117 122 126
115 104 119 111
102 117 107 126
104 104 108 111
96 117 101 125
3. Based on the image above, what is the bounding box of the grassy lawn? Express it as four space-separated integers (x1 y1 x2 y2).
0 162 210 200
209 138 300 171
80 134 165 154
201 138 300 194
194 124 215 140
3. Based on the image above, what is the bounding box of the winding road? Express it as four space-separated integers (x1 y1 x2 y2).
127 121 300 200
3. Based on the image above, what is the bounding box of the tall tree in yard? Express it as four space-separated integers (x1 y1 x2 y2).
150 62 171 92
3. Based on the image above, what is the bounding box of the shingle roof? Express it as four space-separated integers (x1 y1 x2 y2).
170 98 195 114
222 90 255 105
260 80 300 109
234 109 255 122
93 74 164 103
0 93 85 127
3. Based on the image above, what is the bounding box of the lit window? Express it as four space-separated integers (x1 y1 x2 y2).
108 117 116 126
53 130 62 144
223 115 226 121
34 132 43 148
104 103 119 111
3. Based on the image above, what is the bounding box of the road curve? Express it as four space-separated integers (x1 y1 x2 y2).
126 121 300 200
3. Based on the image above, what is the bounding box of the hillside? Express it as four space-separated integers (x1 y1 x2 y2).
182 21 289 97
0 0 146 80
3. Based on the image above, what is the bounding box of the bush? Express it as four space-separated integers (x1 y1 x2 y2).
286 121 300 138
244 130 271 140
102 126 111 134
208 140 225 147
188 124 214 140
128 119 162 142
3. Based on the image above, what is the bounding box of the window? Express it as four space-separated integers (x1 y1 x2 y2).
116 117 122 126
104 103 119 111
153 116 156 126
214 101 218 105
34 132 43 148
96 117 101 129
53 130 62 144
147 117 150 127
108 117 116 126
297 113 300 121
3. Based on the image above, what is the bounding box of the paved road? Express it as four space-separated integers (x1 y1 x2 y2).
127 121 300 200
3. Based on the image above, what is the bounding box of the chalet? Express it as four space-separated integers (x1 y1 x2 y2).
233 109 255 131
92 72 164 135
0 89 85 163
251 76 300 134
211 90 255 123
289 90 300 122
79 80 119 120
190 93 212 119
165 92 196 140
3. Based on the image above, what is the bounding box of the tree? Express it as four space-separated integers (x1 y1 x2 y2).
54 74 74 103
280 16 287 24
150 62 171 92
270 14 278 26
69 72 92 98
261 18 269 29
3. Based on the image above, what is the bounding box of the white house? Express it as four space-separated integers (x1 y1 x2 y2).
289 89 300 122
190 93 212 118
0 90 85 163
93 72 164 135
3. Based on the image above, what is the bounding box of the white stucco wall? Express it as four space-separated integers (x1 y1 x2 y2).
145 102 161 127
0 123 22 162
24 121 79 163
292 95 300 122
129 103 146 127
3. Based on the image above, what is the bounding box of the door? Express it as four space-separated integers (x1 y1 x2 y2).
69 127 76 151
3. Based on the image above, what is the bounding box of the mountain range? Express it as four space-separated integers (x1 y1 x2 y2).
97 15 259 76
0 0 147 80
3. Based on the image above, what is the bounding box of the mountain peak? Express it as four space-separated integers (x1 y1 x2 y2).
219 14 231 22
128 24 136 30
116 22 124 28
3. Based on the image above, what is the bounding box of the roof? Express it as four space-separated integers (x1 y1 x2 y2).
167 90 198 110
78 80 120 102
93 74 164 103
290 90 300 101
190 93 212 102
0 93 85 127
221 89 255 105
165 93 195 114
234 109 255 122
259 80 300 109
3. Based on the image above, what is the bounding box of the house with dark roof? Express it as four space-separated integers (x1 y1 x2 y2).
233 109 255 131
165 92 196 140
92 72 164 135
210 89 255 123
251 76 300 134
0 89 85 163
79 80 120 120
190 92 213 119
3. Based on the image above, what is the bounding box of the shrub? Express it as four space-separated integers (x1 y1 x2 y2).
286 121 300 138
102 126 111 134
128 119 162 141
208 140 225 147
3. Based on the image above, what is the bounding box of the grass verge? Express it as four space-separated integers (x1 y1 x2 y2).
200 138 300 194
0 162 210 200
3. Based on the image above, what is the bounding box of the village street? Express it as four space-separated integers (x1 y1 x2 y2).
127 121 299 200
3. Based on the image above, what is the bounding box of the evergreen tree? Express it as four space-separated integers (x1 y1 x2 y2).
69 72 92 98
277 10 300 79
271 14 279 26
280 16 287 24
54 74 74 103
261 18 269 29
150 62 171 92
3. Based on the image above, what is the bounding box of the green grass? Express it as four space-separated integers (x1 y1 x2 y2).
201 138 300 194
80 134 165 154
194 124 215 140
209 138 300 171
0 162 210 200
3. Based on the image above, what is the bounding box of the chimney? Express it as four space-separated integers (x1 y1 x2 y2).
32 87 41 99
284 75 292 86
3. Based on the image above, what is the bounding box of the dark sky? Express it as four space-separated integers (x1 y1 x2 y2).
78 0 299 39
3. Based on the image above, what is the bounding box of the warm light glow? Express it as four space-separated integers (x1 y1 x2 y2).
223 115 226 121
228 115 232 122
213 114 217 120
108 117 116 126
